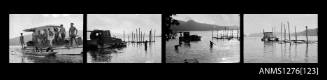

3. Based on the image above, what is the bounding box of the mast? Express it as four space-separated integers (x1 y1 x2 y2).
284 23 286 41
288 21 291 40
280 22 283 40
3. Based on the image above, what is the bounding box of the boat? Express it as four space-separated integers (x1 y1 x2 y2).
87 30 127 49
261 32 279 41
179 32 201 42
24 51 57 56
21 25 82 56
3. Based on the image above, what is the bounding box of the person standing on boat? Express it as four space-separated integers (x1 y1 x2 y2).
20 33 25 49
59 24 65 41
48 27 55 47
69 23 78 47
39 30 46 52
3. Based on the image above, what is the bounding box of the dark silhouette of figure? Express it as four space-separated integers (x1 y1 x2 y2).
144 40 148 51
69 23 78 47
210 41 214 48
20 33 25 49
59 24 66 41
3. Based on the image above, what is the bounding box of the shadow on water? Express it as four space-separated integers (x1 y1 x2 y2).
263 41 311 63
89 49 114 62
305 43 309 63
263 42 275 55
88 47 125 62
87 38 161 63
22 54 82 63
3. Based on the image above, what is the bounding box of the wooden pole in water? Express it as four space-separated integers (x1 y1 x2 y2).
306 26 308 44
136 29 138 42
295 26 297 41
232 29 234 38
272 27 274 37
143 32 145 42
142 32 144 42
149 30 152 42
280 23 283 40
154 30 155 42
217 26 219 38
288 21 291 41
284 23 286 41
224 27 227 38
227 27 229 38
211 27 214 40
263 29 264 34
139 28 142 41
132 32 133 42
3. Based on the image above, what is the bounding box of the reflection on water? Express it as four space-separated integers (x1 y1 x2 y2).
87 38 161 63
166 31 240 63
244 36 317 63
9 46 83 63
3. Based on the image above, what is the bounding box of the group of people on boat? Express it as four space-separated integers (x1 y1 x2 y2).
20 23 79 52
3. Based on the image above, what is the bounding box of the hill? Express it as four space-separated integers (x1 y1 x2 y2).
171 20 239 31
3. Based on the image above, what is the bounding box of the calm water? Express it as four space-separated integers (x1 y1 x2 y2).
87 38 161 63
244 36 318 63
166 31 240 63
9 46 83 63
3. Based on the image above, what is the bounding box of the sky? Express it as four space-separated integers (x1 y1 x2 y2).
172 14 240 26
9 14 83 39
244 14 318 35
87 14 161 36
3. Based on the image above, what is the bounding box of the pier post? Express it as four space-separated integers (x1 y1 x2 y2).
280 23 283 40
225 27 227 38
262 29 264 37
295 26 297 41
272 27 273 37
284 23 286 41
288 21 291 41
211 27 213 40
139 28 142 41
149 30 152 42
306 26 308 44
154 30 155 42
136 29 138 42
226 29 229 38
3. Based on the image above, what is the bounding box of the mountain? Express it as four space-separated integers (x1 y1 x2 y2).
296 28 318 36
171 20 239 31
246 28 318 37
9 30 83 45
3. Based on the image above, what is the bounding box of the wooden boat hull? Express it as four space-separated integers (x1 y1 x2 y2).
23 48 57 56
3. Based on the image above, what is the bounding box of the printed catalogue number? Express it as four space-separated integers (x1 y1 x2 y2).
258 67 318 75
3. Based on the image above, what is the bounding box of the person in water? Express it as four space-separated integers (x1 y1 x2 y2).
210 41 215 48
20 33 25 48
